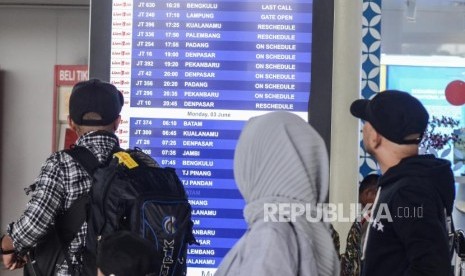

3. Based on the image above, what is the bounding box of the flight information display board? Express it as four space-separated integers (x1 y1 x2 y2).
109 0 313 274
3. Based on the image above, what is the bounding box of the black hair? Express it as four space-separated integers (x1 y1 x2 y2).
358 174 379 195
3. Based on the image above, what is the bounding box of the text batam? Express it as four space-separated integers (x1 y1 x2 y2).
183 121 203 127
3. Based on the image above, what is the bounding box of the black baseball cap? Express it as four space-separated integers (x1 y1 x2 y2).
97 231 160 276
69 79 124 126
350 90 429 144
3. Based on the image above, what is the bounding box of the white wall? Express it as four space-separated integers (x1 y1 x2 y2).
329 0 362 253
0 6 89 275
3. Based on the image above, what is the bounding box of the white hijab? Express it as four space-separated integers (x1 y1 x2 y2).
217 111 339 275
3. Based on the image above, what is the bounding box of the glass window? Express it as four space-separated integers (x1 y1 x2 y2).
381 0 465 227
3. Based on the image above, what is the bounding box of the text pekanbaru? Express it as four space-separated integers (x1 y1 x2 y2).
263 203 424 223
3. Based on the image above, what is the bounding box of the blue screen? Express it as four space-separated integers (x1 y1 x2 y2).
110 0 313 274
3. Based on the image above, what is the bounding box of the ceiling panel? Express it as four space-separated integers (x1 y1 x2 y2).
383 0 465 11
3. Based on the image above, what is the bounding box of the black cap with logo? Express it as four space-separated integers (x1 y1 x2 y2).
350 90 429 144
69 79 124 126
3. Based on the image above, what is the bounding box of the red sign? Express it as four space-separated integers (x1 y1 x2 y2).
53 65 89 151
55 65 89 86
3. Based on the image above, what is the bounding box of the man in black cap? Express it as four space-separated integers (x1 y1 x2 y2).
97 231 159 276
350 90 455 276
1 79 124 275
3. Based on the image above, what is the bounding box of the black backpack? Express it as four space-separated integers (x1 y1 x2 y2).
64 146 197 276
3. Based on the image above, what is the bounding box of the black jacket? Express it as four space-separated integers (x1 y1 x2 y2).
361 154 455 276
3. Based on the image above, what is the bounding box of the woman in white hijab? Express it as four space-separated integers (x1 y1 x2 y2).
215 111 340 276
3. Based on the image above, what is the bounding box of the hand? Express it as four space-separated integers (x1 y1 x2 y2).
1 235 24 270
3 253 26 270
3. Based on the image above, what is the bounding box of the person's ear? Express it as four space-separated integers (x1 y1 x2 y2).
372 131 382 149
68 116 77 131
113 115 121 131
364 123 381 150
68 116 82 136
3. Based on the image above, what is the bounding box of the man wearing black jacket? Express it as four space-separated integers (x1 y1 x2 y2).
350 90 455 276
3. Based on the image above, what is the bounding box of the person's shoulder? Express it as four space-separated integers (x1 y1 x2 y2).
392 176 436 193
249 221 298 240
38 150 69 167
51 150 77 163
382 175 430 193
242 221 301 262
254 220 292 231
383 176 438 208
39 150 90 174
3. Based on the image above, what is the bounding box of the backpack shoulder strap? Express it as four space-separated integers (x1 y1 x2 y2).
57 146 102 274
64 146 100 176
55 195 90 243
59 145 107 240
55 194 90 275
